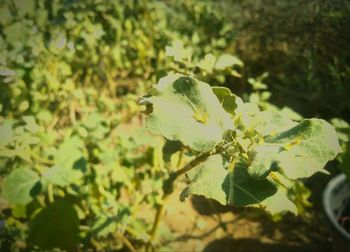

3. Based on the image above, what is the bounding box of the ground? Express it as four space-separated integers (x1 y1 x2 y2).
154 178 336 252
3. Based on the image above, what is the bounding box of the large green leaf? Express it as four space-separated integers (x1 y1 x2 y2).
2 167 40 205
28 200 80 250
247 119 341 180
180 155 277 209
141 74 232 152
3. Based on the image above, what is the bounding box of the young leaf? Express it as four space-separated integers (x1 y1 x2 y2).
141 74 233 152
214 54 243 70
212 86 242 116
197 53 216 73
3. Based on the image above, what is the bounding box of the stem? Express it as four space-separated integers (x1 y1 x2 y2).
116 232 136 252
146 148 218 251
47 183 54 203
176 148 184 169
171 148 218 180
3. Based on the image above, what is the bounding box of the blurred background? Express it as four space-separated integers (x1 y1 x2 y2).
0 0 349 251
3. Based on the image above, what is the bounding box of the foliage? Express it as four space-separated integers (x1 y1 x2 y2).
141 74 341 215
0 0 348 251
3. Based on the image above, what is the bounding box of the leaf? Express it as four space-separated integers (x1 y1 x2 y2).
28 200 80 250
2 168 40 205
23 116 41 133
214 54 243 70
180 155 277 207
197 54 216 73
55 136 85 170
0 121 14 146
43 137 86 186
247 145 281 179
260 186 297 215
251 111 297 137
42 165 78 187
14 0 35 17
247 119 341 180
165 40 192 63
212 86 242 116
266 119 341 164
4 22 27 45
141 74 233 152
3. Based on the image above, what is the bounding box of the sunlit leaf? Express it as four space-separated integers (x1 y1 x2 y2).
2 167 40 205
214 54 243 70
141 74 233 152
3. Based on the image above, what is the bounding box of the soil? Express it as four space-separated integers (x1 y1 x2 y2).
155 179 335 252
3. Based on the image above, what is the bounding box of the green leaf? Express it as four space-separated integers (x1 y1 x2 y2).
141 74 233 152
165 40 192 63
43 136 86 186
247 145 281 179
214 54 243 70
2 168 40 205
23 116 41 133
28 200 80 250
248 119 341 180
55 136 85 170
42 165 81 187
212 86 242 116
260 186 297 215
180 155 277 207
0 121 13 146
266 119 341 164
251 111 297 137
197 54 216 73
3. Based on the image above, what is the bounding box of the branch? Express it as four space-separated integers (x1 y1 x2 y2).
173 148 219 179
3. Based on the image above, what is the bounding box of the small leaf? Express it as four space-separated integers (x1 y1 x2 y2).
215 54 243 70
28 200 80 250
212 86 242 116
165 40 192 63
0 121 13 146
197 54 216 73
2 168 40 205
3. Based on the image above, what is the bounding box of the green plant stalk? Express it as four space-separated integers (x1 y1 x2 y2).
116 232 137 252
47 183 54 203
147 148 218 250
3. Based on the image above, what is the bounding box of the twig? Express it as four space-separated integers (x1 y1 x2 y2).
116 232 137 252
